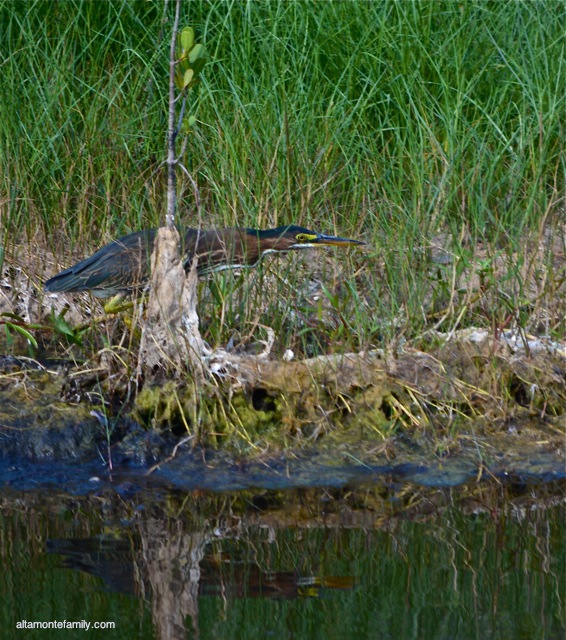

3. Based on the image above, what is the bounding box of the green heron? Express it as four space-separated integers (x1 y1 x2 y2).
44 225 364 298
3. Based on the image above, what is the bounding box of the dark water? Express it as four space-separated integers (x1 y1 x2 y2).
0 481 564 640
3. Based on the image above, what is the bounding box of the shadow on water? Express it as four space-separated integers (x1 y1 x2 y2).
0 480 564 640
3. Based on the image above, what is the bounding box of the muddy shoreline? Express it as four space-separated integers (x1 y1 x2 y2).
1 334 563 496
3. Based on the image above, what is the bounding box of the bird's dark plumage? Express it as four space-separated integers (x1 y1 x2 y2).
44 225 364 298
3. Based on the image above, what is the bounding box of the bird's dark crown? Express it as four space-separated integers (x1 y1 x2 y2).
247 225 316 240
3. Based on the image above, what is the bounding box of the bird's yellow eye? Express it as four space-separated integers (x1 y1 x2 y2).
296 233 315 243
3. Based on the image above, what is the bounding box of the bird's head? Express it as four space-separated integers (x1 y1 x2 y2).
250 225 365 256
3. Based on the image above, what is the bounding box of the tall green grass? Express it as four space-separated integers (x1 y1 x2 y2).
1 0 564 355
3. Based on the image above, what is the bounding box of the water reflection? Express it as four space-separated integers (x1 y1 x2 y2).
0 482 564 639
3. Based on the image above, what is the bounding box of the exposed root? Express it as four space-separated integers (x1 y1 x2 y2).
137 227 209 381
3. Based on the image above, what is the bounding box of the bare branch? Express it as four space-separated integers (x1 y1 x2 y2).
178 161 202 219
174 89 190 138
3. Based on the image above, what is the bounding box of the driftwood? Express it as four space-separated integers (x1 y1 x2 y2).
138 227 208 380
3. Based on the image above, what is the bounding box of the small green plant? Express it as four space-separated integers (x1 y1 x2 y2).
0 313 40 352
172 25 207 161
48 308 84 347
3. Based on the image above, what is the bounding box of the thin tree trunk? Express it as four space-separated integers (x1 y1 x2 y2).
165 0 180 230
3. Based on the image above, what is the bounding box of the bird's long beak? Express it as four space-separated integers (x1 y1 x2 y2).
314 233 365 247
